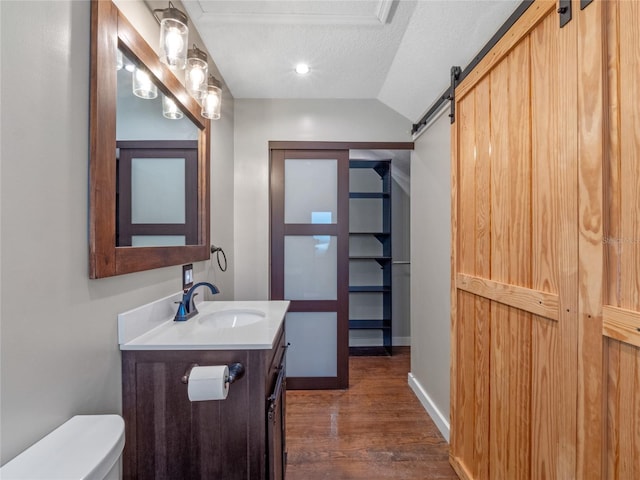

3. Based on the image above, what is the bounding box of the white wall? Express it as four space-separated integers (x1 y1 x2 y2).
233 99 412 300
408 107 452 440
207 76 235 295
0 0 234 463
392 177 411 344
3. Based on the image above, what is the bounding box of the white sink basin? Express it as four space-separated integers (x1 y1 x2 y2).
119 299 290 350
196 308 266 329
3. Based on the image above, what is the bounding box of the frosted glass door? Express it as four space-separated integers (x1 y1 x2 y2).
270 148 349 389
284 159 338 224
286 312 337 377
284 235 337 300
131 157 185 224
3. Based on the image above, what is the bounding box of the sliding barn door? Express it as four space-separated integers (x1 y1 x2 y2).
449 0 627 478
451 2 580 477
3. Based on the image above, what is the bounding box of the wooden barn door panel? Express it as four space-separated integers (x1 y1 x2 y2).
451 1 580 479
450 0 640 478
604 1 640 479
530 7 580 478
576 1 607 477
488 36 532 480
451 85 478 479
451 81 493 479
452 0 640 478
530 11 563 480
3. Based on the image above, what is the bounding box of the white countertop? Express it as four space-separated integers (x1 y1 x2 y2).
119 300 290 351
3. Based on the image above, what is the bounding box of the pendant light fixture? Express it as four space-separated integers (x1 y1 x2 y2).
153 2 189 70
201 75 222 120
185 45 208 102
162 94 183 119
132 67 158 99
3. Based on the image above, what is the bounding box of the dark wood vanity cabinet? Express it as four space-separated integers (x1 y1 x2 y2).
121 327 287 480
267 354 286 480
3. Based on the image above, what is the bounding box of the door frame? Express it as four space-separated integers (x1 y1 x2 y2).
269 141 413 390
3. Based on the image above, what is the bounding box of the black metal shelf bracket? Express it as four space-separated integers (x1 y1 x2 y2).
580 0 593 11
449 66 462 124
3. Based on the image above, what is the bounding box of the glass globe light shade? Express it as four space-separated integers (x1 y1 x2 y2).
132 67 157 99
162 95 183 120
201 84 222 120
157 5 188 70
186 46 208 102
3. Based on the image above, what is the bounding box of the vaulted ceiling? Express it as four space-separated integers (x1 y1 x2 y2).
180 0 521 123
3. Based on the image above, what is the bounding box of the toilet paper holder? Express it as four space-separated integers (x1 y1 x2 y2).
181 363 245 385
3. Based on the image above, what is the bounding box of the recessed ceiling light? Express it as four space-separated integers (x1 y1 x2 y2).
295 63 310 75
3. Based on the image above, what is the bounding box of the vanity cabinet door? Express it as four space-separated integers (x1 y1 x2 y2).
267 360 286 479
122 350 256 480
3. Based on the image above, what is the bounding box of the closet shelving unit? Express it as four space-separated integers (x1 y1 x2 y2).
348 159 392 356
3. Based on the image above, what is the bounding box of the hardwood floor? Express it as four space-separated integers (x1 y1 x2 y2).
285 347 458 479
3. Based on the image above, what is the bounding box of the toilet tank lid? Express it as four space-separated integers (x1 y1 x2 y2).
0 415 125 480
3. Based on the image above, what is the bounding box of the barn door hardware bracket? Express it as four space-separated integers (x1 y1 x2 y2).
580 0 593 10
558 0 571 28
448 66 462 124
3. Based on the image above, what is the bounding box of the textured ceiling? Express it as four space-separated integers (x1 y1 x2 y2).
181 0 521 122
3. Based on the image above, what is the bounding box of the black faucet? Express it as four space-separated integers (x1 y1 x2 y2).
174 282 220 321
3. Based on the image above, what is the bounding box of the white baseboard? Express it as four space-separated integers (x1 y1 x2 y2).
407 372 450 442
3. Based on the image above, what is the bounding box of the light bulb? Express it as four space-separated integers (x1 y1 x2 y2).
186 46 208 102
204 92 219 109
295 63 310 75
164 27 184 60
132 68 157 99
159 16 188 69
162 94 183 119
201 85 221 120
188 68 205 91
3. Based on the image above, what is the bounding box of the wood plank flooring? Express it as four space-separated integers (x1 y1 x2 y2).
285 348 458 479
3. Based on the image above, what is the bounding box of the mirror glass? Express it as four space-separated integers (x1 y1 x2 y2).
116 49 200 247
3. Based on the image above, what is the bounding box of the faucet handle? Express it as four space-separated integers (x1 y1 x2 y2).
189 292 199 314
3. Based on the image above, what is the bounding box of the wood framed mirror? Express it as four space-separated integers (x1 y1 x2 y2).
89 0 210 278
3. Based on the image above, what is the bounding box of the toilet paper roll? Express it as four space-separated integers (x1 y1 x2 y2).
187 365 229 401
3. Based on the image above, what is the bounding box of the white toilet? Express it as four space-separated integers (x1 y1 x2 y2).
0 415 125 480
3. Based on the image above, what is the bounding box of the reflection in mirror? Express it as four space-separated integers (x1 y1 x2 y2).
116 49 200 247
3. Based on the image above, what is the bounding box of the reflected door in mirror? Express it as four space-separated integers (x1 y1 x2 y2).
117 141 198 246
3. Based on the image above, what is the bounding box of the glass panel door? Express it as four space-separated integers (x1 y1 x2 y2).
270 149 349 389
284 159 338 224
